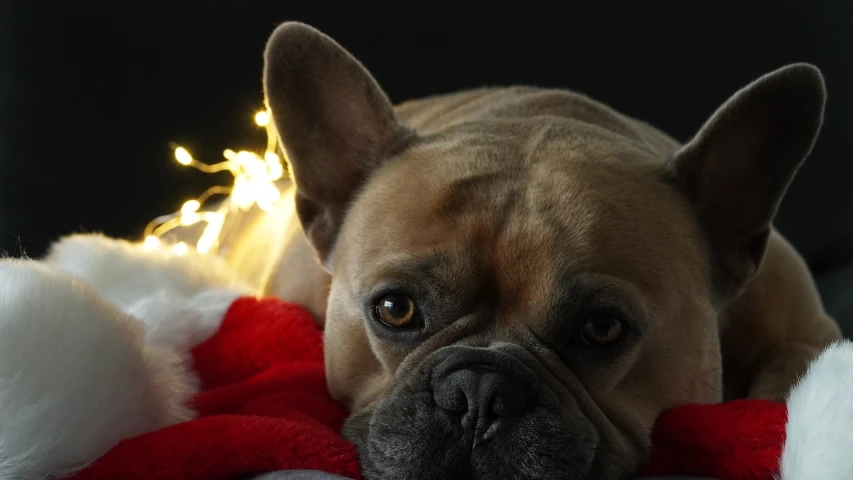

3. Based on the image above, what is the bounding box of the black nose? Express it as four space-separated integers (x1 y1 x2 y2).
431 351 534 441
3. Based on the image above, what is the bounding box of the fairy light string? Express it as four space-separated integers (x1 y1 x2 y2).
142 109 286 255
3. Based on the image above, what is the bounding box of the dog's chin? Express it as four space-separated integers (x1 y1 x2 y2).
343 391 628 480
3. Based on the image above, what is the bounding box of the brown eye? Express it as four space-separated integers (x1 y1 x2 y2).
374 294 417 327
581 313 624 346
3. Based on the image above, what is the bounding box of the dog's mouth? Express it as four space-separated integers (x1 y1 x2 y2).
343 390 606 480
338 343 648 480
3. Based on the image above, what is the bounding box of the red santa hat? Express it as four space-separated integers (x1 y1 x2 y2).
640 340 853 480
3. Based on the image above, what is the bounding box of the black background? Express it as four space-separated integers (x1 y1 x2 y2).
2 0 852 325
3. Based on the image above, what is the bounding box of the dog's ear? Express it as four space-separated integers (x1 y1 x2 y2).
263 22 412 265
669 63 826 299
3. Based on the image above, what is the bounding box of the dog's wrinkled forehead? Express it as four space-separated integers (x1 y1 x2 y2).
336 119 707 318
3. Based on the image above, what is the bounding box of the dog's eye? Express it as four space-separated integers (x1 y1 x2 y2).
580 313 624 347
374 294 417 328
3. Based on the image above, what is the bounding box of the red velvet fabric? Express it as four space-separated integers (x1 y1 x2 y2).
72 297 361 480
640 399 787 480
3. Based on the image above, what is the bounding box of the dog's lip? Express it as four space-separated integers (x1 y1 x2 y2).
356 400 605 480
477 416 505 442
500 345 625 478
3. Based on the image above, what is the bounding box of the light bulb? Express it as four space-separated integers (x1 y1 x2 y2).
181 200 201 213
173 242 189 256
174 147 193 165
143 235 160 249
254 110 271 127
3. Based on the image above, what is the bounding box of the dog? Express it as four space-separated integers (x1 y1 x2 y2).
247 22 842 479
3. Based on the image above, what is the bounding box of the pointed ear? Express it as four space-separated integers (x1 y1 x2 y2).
669 63 826 298
263 22 412 265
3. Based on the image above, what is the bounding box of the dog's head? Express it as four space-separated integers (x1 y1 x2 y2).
263 22 825 479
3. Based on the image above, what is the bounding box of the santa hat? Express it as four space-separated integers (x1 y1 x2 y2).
0 235 359 480
640 339 853 480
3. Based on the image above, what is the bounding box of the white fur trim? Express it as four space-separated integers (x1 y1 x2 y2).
44 233 256 310
0 260 197 479
127 288 246 351
781 340 853 480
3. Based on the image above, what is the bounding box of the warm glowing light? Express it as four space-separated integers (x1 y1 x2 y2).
265 152 284 180
196 213 224 254
174 147 193 165
181 200 201 213
173 242 189 255
254 110 271 127
180 212 201 226
142 107 286 256
143 235 161 249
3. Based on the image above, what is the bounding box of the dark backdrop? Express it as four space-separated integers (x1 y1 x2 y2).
2 0 852 326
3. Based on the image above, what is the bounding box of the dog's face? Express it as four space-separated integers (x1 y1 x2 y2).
263 23 825 479
325 127 720 479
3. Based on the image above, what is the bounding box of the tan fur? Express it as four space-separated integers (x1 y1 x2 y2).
259 87 839 403
244 22 841 479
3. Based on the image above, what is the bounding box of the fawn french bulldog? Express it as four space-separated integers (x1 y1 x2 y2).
257 22 841 479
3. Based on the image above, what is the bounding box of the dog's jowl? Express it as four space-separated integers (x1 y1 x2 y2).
258 22 842 480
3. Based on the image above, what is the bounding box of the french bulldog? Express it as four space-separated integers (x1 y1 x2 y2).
252 22 841 480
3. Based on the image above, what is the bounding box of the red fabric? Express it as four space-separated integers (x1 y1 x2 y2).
639 399 788 480
72 297 361 480
68 295 790 480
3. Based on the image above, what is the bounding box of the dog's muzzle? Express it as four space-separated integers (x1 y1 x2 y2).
351 342 601 480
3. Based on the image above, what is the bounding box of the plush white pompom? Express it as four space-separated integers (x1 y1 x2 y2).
781 340 853 480
0 260 197 479
43 233 253 310
125 287 243 351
